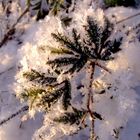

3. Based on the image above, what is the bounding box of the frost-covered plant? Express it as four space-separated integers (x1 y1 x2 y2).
16 14 124 140
28 0 72 20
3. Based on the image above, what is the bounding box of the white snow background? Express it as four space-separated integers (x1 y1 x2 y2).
0 1 140 140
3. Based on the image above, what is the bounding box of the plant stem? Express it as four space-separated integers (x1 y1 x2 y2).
0 105 29 126
87 61 109 139
116 12 140 24
87 61 96 139
0 6 30 48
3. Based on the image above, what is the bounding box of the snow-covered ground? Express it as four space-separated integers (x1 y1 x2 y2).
0 1 140 140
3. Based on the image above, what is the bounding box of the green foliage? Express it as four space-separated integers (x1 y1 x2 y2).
48 46 74 55
26 0 31 7
54 108 86 125
51 30 83 54
104 0 136 7
50 0 64 15
40 79 71 110
21 88 46 108
93 112 103 120
40 85 65 109
22 70 71 110
29 0 72 21
47 57 79 67
54 109 103 125
45 16 122 134
47 16 123 74
101 37 123 60
23 69 57 86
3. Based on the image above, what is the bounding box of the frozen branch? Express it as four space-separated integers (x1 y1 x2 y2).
0 106 29 126
0 6 29 48
116 12 140 24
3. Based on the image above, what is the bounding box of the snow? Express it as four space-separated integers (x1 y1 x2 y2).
0 1 140 140
0 63 43 140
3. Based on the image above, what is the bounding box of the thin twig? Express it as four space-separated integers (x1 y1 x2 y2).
80 112 88 126
12 7 29 27
95 62 111 74
87 62 96 139
0 6 29 48
86 60 111 139
0 66 15 76
116 12 140 24
0 106 29 126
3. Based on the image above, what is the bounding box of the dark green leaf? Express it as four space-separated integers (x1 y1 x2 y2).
41 86 65 109
51 33 82 54
101 37 122 60
93 112 103 120
101 18 113 45
54 108 85 125
86 16 102 51
47 57 79 67
23 69 57 85
65 55 88 74
62 80 71 110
